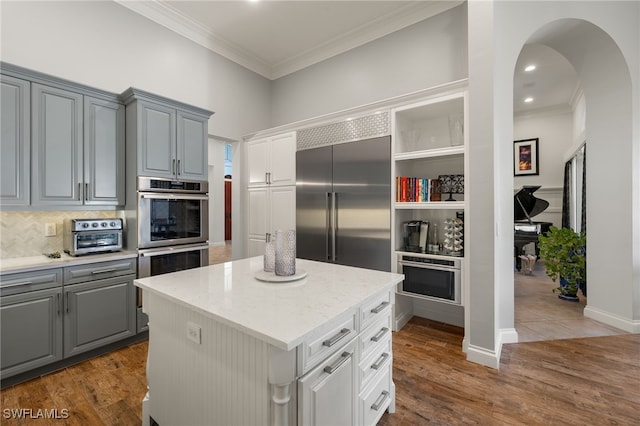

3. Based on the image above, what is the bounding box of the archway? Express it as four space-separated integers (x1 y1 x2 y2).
510 19 634 341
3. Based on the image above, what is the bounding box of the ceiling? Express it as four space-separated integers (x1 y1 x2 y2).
116 0 579 114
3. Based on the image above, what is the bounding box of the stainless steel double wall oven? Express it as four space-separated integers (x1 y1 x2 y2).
136 177 209 331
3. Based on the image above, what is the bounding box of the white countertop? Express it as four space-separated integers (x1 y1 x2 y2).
0 251 138 274
134 257 404 351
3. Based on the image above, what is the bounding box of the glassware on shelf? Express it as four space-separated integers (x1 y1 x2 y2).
275 229 296 276
400 129 421 152
448 113 464 146
427 222 440 254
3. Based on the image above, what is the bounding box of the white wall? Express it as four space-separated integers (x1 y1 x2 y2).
208 139 226 247
270 3 468 127
0 1 271 141
465 0 640 367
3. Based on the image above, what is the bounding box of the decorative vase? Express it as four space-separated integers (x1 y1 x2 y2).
263 233 275 272
275 229 296 276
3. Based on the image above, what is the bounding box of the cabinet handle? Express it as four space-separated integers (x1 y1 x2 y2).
65 292 69 313
1 281 33 289
172 159 176 175
177 159 181 175
85 183 89 201
371 352 389 370
91 268 117 275
370 327 389 343
370 301 390 314
322 328 351 347
371 391 390 411
57 293 61 316
268 172 271 184
323 351 351 374
78 182 83 201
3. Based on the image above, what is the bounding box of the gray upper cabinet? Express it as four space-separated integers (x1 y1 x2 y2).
0 75 30 207
1 62 125 209
123 88 213 181
31 83 84 206
84 96 125 205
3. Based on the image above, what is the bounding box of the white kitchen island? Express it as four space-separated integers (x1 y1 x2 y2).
134 257 404 426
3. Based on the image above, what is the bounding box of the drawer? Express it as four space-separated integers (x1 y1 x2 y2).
359 334 391 391
360 290 391 331
0 268 63 296
360 365 392 426
299 311 357 375
359 314 391 361
64 258 136 284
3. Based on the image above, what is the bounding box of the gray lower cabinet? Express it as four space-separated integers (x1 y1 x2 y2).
0 75 30 207
0 258 137 380
0 287 63 378
31 83 125 207
63 275 136 357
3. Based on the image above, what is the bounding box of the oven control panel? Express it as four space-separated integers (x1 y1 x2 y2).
68 219 123 231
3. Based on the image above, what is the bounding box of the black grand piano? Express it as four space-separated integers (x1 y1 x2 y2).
514 185 553 271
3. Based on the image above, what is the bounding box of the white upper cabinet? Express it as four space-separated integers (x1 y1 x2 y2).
247 132 296 187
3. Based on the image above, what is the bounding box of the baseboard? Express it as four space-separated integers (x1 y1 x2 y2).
465 343 500 369
394 310 413 331
583 306 640 333
499 327 519 344
210 241 226 247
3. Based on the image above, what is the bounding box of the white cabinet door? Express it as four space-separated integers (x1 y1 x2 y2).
298 339 357 426
247 138 269 187
270 186 296 233
269 132 296 186
248 187 268 240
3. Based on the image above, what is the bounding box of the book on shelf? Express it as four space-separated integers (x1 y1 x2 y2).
395 176 431 202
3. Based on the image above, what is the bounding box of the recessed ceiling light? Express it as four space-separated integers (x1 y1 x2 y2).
524 65 536 72
524 97 534 103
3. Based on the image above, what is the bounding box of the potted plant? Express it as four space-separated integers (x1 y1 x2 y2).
537 226 586 301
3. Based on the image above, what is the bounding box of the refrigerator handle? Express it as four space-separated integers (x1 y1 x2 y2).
326 193 331 261
331 192 337 262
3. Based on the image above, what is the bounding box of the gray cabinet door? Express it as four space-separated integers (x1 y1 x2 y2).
31 83 83 206
1 75 30 207
84 96 125 205
0 287 63 379
177 110 208 180
63 275 136 358
138 101 176 179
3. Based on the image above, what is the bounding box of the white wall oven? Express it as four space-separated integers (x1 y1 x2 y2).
397 255 461 304
137 176 209 248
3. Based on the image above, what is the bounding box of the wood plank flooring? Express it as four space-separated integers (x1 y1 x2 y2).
380 317 640 425
2 318 638 425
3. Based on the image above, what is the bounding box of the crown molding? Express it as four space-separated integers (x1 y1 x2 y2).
115 0 463 80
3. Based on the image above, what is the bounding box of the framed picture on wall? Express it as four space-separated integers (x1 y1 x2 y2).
514 138 539 176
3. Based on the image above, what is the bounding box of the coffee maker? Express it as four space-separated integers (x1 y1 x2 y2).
403 220 429 253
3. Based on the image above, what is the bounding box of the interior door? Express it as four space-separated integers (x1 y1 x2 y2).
332 136 391 271
296 146 332 263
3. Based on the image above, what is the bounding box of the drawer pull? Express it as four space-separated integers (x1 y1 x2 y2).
371 352 390 370
323 351 351 374
371 327 389 343
370 301 389 314
1 281 33 288
371 390 390 411
91 268 117 275
322 328 351 347
57 293 61 316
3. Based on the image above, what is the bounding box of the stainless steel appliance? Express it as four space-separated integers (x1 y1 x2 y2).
403 220 429 253
137 176 209 249
63 218 123 256
397 255 461 304
135 176 210 332
296 136 391 271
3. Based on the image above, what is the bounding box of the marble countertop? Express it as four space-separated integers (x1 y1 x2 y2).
0 251 138 274
134 257 404 350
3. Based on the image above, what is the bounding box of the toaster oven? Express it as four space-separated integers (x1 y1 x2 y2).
63 218 123 256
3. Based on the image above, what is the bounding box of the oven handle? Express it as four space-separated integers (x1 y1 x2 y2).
139 193 209 201
398 260 460 272
139 244 209 257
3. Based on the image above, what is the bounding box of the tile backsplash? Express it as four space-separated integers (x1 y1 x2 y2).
0 211 124 259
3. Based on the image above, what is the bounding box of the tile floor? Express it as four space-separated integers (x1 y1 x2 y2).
514 259 626 342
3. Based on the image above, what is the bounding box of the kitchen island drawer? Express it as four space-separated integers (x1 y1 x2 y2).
0 268 62 296
360 290 392 331
360 366 392 426
359 314 391 361
64 258 136 284
298 310 357 375
359 334 391 391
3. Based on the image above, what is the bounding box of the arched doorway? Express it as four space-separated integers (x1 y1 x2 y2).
510 19 634 342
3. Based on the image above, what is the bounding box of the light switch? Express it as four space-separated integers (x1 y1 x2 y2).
44 223 56 237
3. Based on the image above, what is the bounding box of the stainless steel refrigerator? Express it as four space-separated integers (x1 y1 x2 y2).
296 136 391 272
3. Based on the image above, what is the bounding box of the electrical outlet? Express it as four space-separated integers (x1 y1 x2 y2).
44 223 56 237
186 321 201 344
